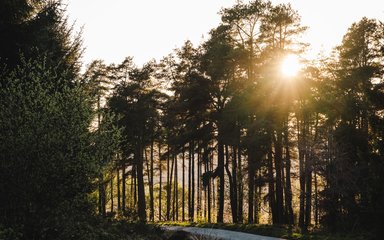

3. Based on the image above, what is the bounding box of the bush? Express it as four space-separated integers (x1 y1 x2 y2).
0 57 96 239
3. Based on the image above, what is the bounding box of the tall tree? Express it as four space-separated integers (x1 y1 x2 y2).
108 61 165 222
320 18 384 232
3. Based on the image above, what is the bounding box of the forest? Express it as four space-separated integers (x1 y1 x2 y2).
1 0 384 239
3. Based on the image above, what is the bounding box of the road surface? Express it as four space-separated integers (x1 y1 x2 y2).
162 226 286 240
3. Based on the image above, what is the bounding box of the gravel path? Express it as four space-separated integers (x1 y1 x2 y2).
162 226 286 240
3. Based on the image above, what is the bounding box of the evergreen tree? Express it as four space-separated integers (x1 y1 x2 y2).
0 57 96 239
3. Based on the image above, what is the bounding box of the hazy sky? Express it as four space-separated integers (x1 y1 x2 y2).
64 0 384 67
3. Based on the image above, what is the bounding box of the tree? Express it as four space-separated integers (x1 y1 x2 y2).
0 0 82 77
0 57 96 239
218 0 270 224
320 18 384 232
161 41 212 222
108 61 166 222
201 22 248 223
82 59 113 216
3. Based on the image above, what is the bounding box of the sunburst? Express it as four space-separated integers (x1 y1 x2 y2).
281 54 301 77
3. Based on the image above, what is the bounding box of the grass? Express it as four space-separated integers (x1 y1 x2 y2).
156 222 378 240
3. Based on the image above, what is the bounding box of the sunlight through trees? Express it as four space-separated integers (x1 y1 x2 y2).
1 1 384 239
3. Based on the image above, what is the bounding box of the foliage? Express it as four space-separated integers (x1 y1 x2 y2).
318 17 384 232
0 0 82 76
2 0 384 239
0 57 96 239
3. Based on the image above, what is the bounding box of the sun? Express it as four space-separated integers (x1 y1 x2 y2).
281 54 301 77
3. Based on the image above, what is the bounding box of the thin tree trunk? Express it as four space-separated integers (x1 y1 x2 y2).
205 146 212 223
166 145 172 221
122 162 126 212
188 142 192 222
172 155 175 221
110 170 114 213
197 146 201 219
274 129 284 224
314 170 319 227
307 113 320 228
145 147 154 221
225 145 237 223
254 179 259 224
182 146 185 221
174 154 178 221
159 144 162 221
284 120 294 225
268 136 277 224
169 150 175 220
150 140 154 221
117 166 121 213
298 117 306 230
97 96 106 217
305 148 312 228
232 146 238 223
98 173 106 217
211 150 216 221
237 144 243 223
133 165 137 208
257 171 262 224
217 137 225 223
191 141 195 222
137 141 146 222
247 146 256 224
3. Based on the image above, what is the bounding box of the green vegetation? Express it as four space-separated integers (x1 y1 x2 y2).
0 0 383 239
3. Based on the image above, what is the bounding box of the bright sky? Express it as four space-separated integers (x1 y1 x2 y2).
64 0 384 67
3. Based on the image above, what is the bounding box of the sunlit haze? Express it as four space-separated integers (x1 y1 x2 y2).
281 54 301 77
64 0 384 67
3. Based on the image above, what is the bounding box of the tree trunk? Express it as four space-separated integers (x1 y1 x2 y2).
257 171 262 224
284 120 294 225
211 152 216 221
232 146 238 223
225 145 237 223
182 147 185 221
191 141 195 222
174 154 178 221
205 146 212 223
117 166 121 213
122 161 126 212
237 144 243 223
166 145 173 221
98 172 106 217
217 137 225 223
132 165 137 209
197 146 201 219
298 118 306 230
268 138 277 224
274 129 284 224
145 147 154 221
248 146 256 224
305 151 312 228
158 144 162 221
137 142 146 222
150 140 154 221
110 170 114 213
188 142 192 222
314 170 319 227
